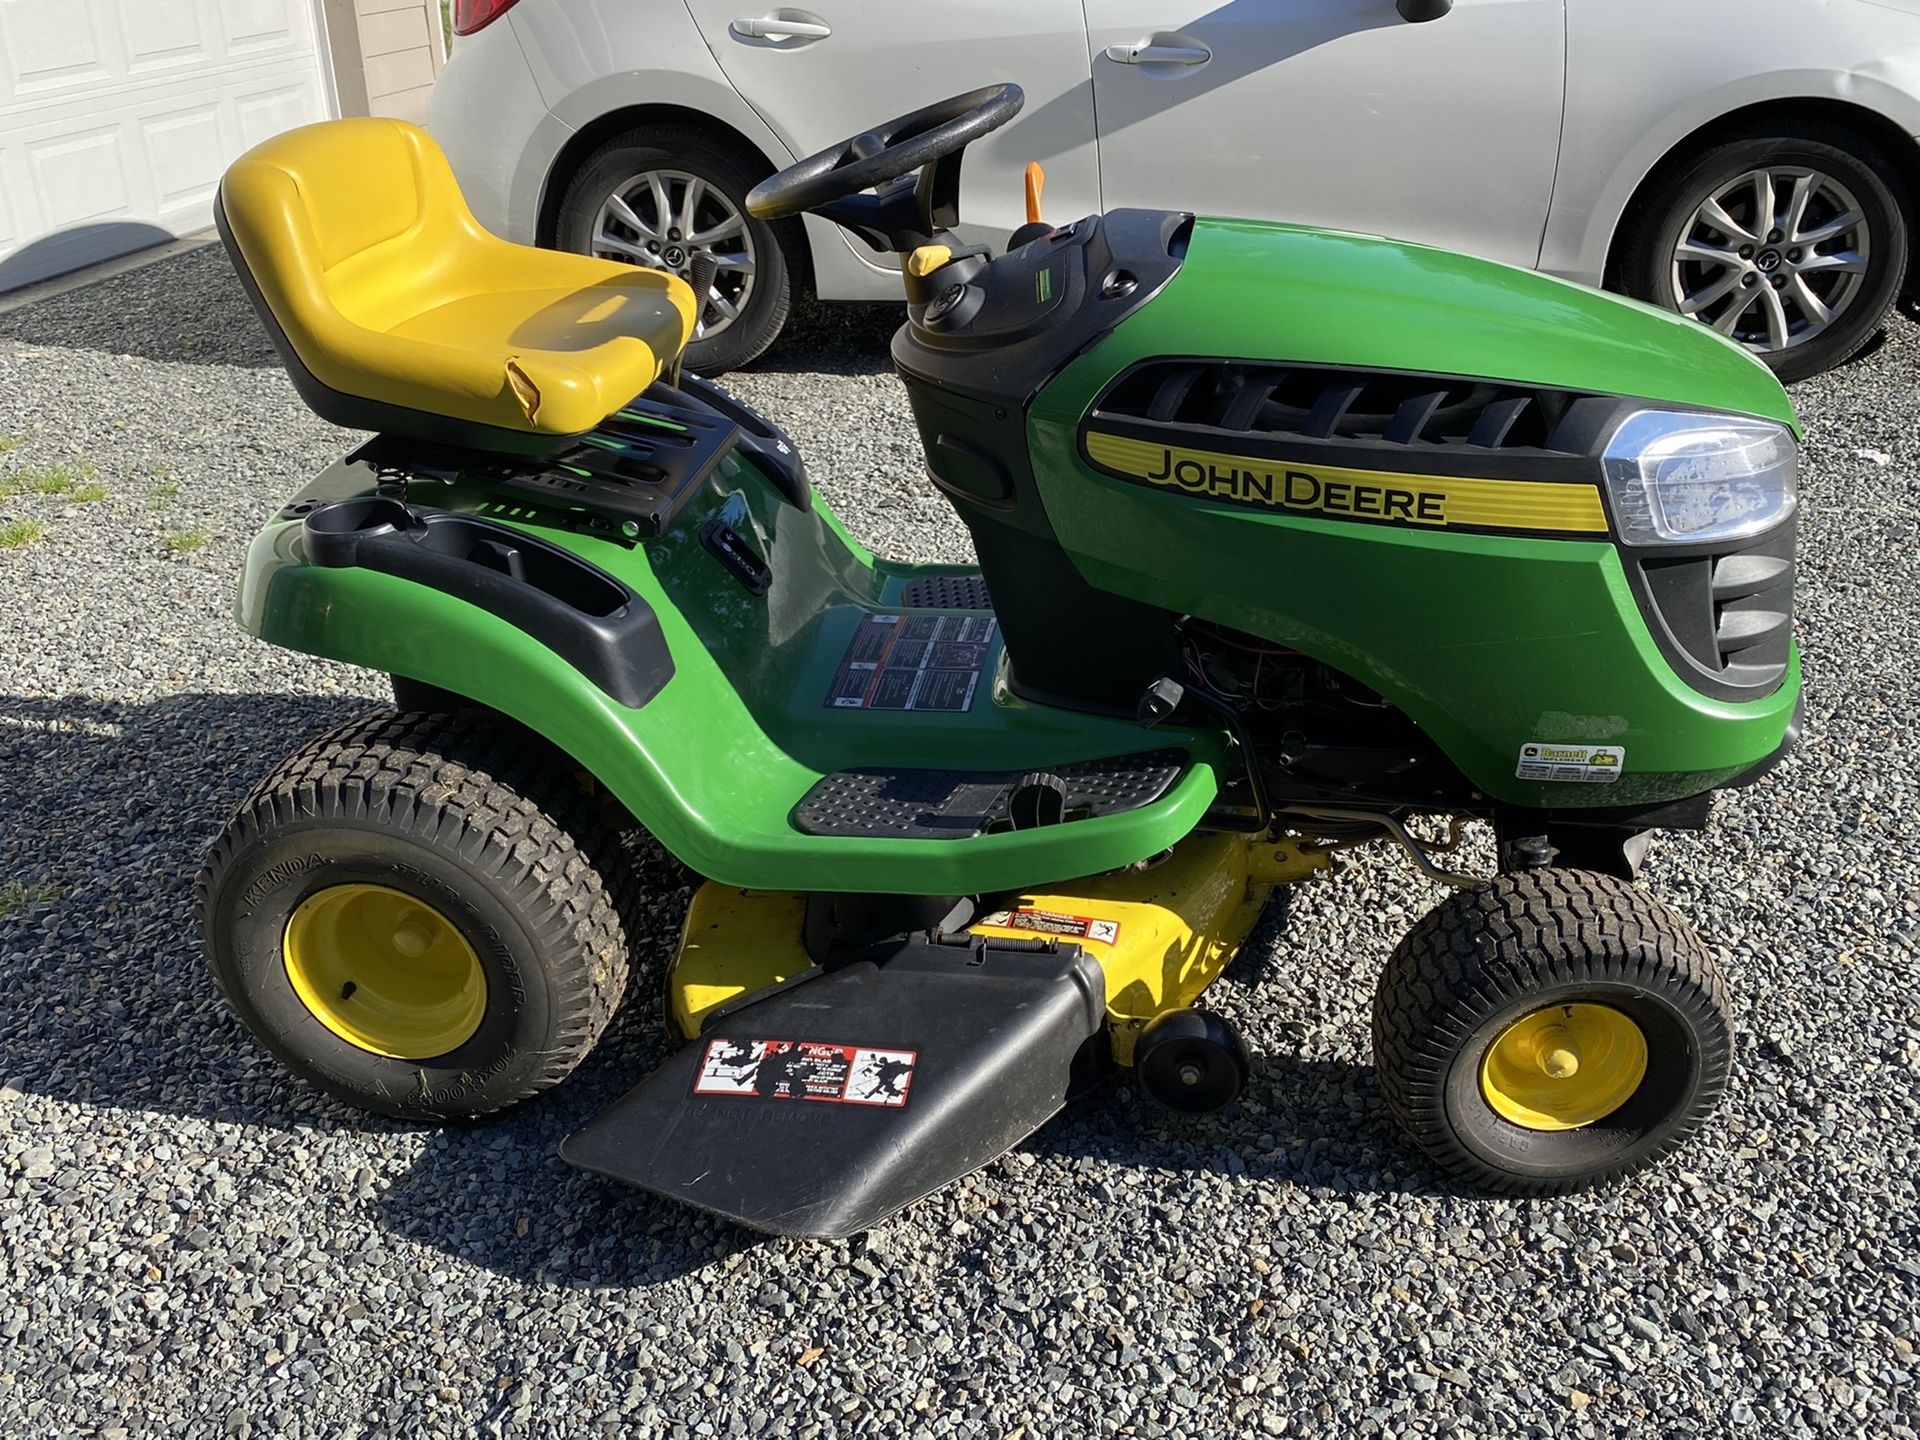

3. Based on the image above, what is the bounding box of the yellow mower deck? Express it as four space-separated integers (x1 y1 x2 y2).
667 832 1332 1061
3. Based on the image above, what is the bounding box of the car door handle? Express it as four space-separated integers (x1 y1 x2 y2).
730 15 832 40
1103 42 1210 65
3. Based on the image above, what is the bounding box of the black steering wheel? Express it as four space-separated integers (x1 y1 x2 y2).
745 84 1024 221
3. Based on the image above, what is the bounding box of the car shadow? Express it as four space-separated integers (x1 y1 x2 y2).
3 687 1433 1291
730 295 902 379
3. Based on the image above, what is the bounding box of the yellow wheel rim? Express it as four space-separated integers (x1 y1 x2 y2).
1479 1003 1648 1132
282 884 486 1059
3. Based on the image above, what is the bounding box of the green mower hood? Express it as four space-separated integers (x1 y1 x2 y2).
1117 218 1800 432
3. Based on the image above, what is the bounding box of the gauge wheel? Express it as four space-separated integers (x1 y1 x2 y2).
554 125 796 375
1372 869 1732 1194
1133 1009 1251 1115
1615 120 1911 382
199 711 635 1120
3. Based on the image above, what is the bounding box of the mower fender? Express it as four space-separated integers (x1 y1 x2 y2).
237 516 1224 893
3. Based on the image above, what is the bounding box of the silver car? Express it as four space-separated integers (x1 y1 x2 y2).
432 0 1920 379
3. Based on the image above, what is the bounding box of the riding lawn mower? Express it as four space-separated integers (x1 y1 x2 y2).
199 84 1801 1237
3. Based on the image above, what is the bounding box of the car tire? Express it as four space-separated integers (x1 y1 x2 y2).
1615 120 1911 382
554 125 796 376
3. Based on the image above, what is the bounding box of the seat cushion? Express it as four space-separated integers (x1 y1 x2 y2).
383 276 688 433
218 117 697 441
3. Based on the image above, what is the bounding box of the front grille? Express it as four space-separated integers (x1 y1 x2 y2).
1629 522 1795 696
1088 358 1796 700
1092 360 1605 456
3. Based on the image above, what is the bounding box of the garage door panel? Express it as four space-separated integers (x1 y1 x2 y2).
233 73 322 147
0 146 20 247
217 0 308 56
26 124 131 230
119 0 211 74
1 0 116 100
0 0 329 290
142 101 226 209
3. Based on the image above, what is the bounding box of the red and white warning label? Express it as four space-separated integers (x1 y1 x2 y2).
693 1038 918 1107
975 907 1121 945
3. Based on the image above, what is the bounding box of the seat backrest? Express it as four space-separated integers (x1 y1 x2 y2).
217 118 479 394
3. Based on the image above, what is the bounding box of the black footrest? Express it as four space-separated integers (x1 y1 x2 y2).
791 748 1186 840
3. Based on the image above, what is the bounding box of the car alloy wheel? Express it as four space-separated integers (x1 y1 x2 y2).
589 168 758 342
1669 166 1870 356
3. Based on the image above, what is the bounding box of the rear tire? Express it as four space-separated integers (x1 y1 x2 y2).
199 711 634 1120
1615 120 1910 382
1372 869 1733 1194
553 125 796 375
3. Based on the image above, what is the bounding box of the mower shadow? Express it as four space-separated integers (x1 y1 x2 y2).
1027 1055 1441 1200
365 1039 1439 1291
3 686 1431 1292
0 689 382 1123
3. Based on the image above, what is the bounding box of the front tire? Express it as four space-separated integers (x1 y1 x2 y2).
1372 869 1733 1194
199 711 634 1120
553 125 796 375
1615 120 1911 382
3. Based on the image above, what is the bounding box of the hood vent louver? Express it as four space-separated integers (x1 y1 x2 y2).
1097 360 1601 456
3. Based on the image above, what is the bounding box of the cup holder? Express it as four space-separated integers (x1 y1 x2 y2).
303 496 415 567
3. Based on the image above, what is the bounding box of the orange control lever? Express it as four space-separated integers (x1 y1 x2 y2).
1024 163 1045 225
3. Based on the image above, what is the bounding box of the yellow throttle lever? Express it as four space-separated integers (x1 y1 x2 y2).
906 244 952 277
1024 162 1045 225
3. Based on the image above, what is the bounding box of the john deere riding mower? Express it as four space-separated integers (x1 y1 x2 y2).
201 86 1800 1237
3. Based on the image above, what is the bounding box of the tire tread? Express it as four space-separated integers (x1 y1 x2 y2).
1372 869 1732 1195
199 710 636 1115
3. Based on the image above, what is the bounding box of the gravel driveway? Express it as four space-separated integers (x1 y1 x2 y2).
1 245 1916 1440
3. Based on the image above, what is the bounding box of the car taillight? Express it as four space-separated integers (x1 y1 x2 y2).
451 0 521 35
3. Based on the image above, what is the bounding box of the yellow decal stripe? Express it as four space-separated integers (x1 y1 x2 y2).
1084 431 1609 535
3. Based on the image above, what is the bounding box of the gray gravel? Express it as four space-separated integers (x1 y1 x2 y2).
2 244 1917 1439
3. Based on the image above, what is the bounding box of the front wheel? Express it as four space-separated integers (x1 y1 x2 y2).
1614 120 1911 382
199 711 635 1120
553 125 796 375
1372 869 1733 1194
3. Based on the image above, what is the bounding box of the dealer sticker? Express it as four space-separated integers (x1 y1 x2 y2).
692 1038 917 1107
1516 742 1625 784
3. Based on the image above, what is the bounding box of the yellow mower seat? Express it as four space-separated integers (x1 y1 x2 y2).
217 117 696 447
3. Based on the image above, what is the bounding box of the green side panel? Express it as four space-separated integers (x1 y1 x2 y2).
1119 218 1800 430
1027 219 1800 808
238 451 1221 892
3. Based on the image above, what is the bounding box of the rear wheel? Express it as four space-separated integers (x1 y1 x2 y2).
554 125 796 375
1373 869 1733 1194
199 711 634 1119
1615 120 1910 382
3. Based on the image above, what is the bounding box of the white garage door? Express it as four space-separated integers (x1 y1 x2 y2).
0 0 333 291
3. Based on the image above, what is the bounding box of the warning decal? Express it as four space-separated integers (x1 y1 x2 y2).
827 612 999 712
693 1038 918 1108
1516 742 1625 784
976 907 1121 945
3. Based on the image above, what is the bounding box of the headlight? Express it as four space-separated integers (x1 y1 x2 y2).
1600 410 1797 546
